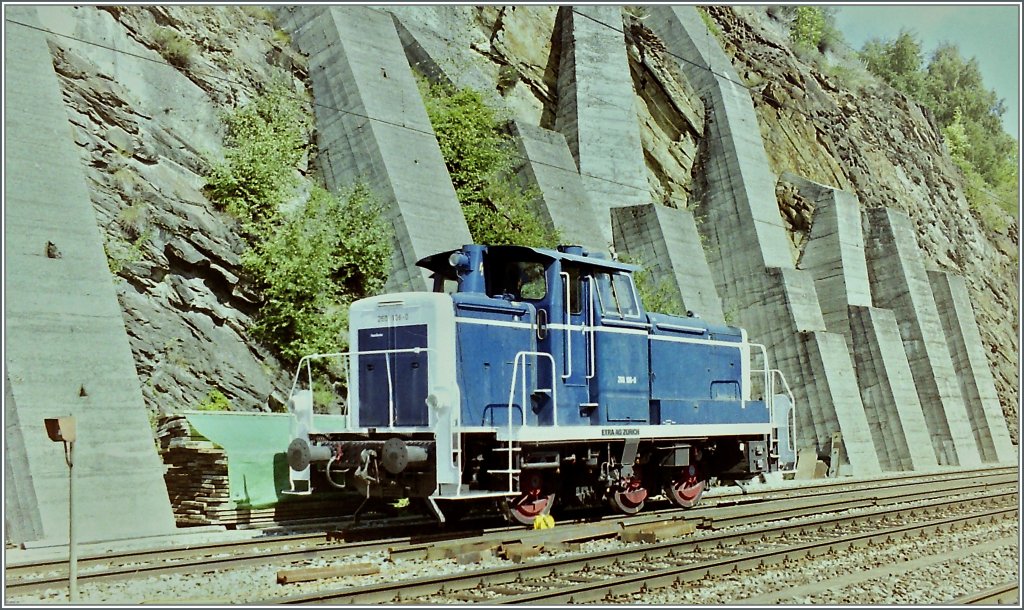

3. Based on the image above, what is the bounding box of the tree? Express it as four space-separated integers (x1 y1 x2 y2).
859 33 1018 225
859 30 925 98
923 44 1001 131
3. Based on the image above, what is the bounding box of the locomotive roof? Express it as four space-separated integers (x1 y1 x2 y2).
417 245 639 274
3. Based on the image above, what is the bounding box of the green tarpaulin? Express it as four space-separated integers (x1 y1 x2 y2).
182 411 347 508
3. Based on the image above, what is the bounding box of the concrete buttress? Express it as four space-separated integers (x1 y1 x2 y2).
862 208 983 466
554 6 650 244
927 271 1016 464
4 6 176 544
611 204 725 323
644 6 880 476
795 177 935 471
283 6 473 292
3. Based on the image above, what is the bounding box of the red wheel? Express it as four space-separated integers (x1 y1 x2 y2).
508 491 554 525
666 464 704 509
508 471 554 526
609 477 648 515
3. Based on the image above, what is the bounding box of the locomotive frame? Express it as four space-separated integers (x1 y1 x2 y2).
284 244 795 524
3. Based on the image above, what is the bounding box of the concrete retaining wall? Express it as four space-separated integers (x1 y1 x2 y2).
928 271 1016 464
610 204 725 323
862 208 982 466
4 6 176 544
849 306 940 471
284 5 472 292
509 120 608 253
794 177 872 342
554 6 650 244
795 178 935 471
644 6 879 476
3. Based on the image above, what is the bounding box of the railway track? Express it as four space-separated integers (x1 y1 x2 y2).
5 466 1017 602
265 491 1018 604
952 582 1020 605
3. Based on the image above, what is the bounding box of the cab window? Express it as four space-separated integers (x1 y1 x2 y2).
595 271 641 319
487 260 547 301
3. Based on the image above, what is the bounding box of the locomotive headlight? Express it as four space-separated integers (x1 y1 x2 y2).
448 251 470 270
427 391 452 411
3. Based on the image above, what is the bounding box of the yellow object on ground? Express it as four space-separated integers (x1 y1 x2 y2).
533 514 555 529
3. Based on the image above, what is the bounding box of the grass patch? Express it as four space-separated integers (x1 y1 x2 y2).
151 26 196 69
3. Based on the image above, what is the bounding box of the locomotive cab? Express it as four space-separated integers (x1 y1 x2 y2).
284 244 795 524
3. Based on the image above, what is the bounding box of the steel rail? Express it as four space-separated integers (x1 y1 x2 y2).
265 489 1017 604
488 505 1020 605
5 468 1015 596
2 525 444 597
5 532 328 580
698 470 1018 529
950 581 1020 605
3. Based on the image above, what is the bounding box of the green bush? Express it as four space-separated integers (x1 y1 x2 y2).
622 256 686 316
205 85 392 367
697 7 722 39
242 184 392 363
790 7 826 50
634 268 686 316
104 229 152 275
196 389 232 411
420 79 558 248
205 82 310 229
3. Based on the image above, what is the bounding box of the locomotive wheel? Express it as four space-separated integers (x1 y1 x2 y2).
508 491 555 525
508 470 554 525
609 478 648 515
666 464 705 509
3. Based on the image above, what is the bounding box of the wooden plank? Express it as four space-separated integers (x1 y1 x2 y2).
388 545 429 561
636 521 696 543
455 548 493 564
277 562 379 584
500 543 543 563
619 520 695 543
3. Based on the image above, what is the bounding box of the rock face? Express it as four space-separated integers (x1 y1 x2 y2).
5 4 1018 543
32 5 300 419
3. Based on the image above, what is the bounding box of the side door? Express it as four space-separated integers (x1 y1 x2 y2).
551 265 594 424
591 272 650 424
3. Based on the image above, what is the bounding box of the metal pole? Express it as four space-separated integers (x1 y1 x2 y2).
68 440 78 603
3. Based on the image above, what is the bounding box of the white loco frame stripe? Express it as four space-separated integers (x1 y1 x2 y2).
454 317 745 349
494 423 772 442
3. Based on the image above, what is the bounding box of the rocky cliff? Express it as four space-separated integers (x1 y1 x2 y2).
22 5 1017 440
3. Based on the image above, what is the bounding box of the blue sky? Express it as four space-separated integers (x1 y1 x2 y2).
832 4 1020 141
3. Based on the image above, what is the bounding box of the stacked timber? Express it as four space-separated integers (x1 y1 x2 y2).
155 414 358 528
157 414 232 525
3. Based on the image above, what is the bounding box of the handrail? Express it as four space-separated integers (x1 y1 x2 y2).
748 342 775 460
560 272 571 380
505 350 559 493
586 277 596 380
773 368 797 454
290 347 437 431
749 341 798 463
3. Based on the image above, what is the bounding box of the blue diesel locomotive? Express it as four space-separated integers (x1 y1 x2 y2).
284 244 795 524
